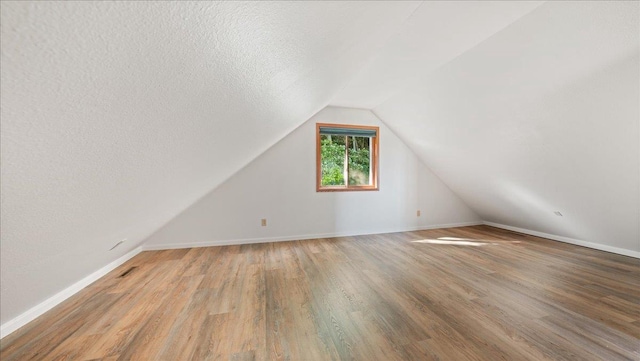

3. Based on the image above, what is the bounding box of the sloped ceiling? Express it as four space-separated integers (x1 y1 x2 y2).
331 1 544 109
0 1 419 324
2 0 639 330
370 1 640 251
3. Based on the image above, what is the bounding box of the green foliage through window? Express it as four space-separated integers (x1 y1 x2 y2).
320 135 371 187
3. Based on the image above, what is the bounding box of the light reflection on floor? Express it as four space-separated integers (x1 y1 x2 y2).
411 237 521 246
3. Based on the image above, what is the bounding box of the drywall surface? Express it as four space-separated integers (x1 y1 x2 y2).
0 1 419 326
144 107 480 248
332 0 543 109
375 1 640 253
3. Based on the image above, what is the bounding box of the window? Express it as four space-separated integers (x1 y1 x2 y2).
316 123 379 191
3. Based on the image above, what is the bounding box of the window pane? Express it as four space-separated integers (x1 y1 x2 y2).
348 136 371 186
320 134 346 186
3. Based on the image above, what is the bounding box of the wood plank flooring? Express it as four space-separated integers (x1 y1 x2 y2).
1 225 639 360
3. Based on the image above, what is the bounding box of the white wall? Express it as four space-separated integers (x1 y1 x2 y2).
144 107 480 248
374 2 640 255
0 1 418 328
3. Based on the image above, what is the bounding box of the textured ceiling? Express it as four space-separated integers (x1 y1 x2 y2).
374 1 639 251
0 1 419 324
331 1 544 109
2 0 639 330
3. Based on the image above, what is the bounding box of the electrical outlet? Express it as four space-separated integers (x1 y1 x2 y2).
417 210 421 217
261 218 267 227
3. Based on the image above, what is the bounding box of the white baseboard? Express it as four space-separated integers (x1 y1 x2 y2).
1 222 480 339
484 221 640 259
4 220 635 340
142 221 483 250
4 220 635 341
0 246 143 339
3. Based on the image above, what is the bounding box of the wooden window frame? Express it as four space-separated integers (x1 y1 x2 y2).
316 123 379 192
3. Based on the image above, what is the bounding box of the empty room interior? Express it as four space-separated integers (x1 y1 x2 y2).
1 1 639 360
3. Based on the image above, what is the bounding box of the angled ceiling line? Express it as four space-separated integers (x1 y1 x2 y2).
332 0 425 105
371 1 547 111
370 107 482 218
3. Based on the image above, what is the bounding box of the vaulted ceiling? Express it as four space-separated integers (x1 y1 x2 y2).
1 1 638 327
370 1 639 251
0 1 419 325
331 1 544 108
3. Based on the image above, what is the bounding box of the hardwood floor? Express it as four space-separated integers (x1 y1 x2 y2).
1 225 639 360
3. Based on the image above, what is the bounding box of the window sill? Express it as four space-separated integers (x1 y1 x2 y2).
316 186 379 192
